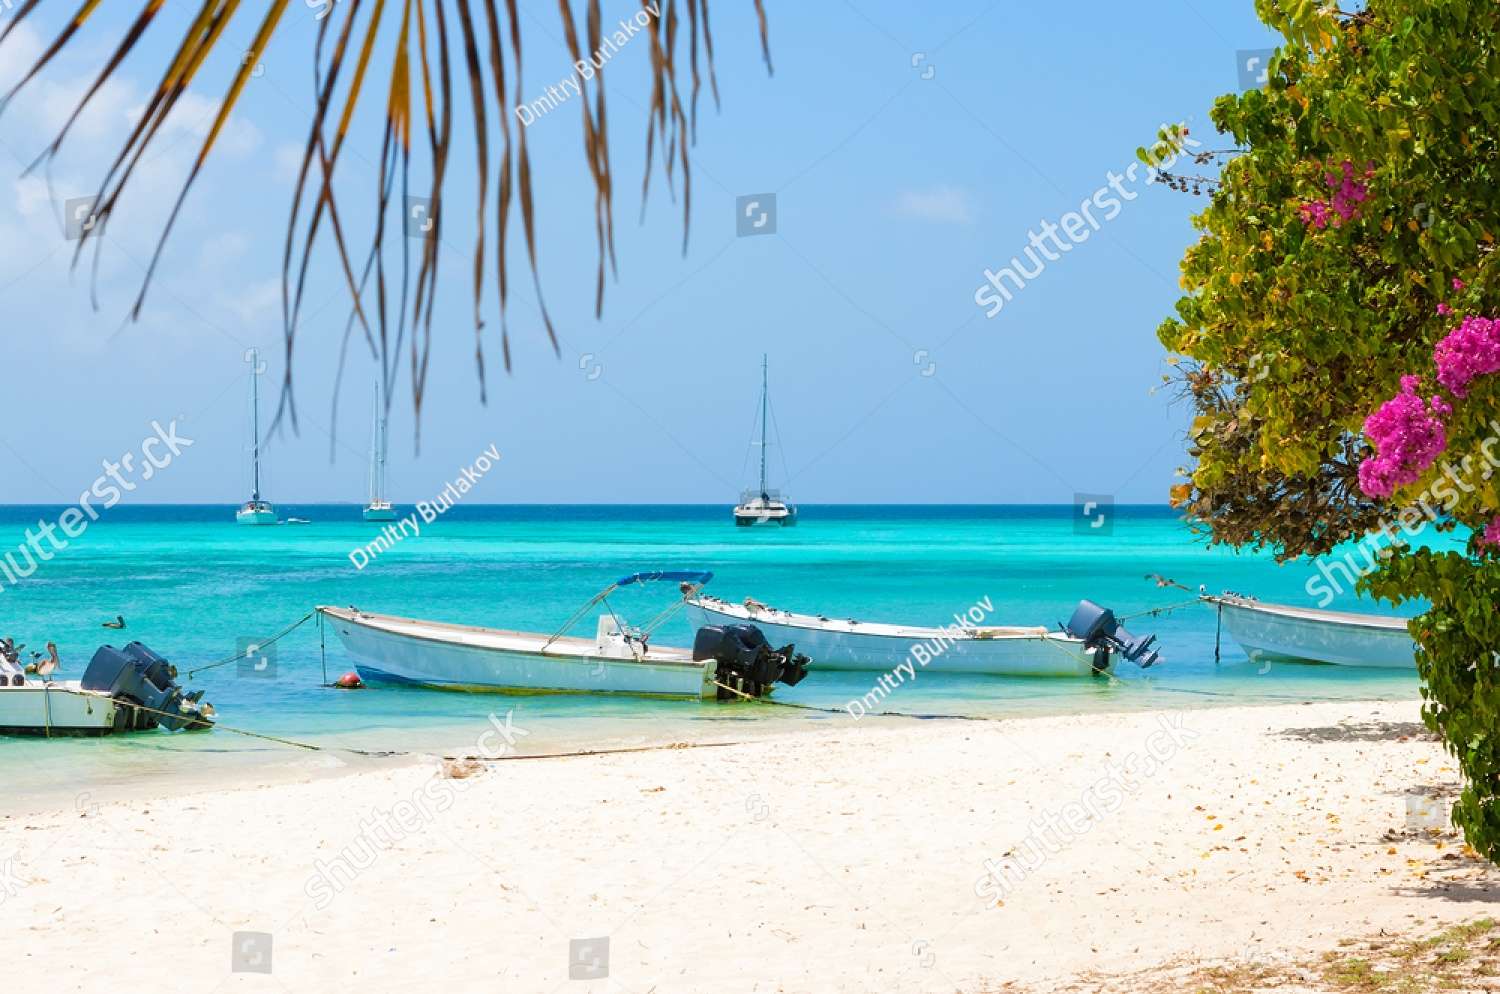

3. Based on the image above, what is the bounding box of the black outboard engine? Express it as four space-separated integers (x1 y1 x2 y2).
80 642 214 732
1062 601 1162 674
692 624 810 700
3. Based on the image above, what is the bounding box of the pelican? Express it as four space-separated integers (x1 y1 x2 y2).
102 616 126 630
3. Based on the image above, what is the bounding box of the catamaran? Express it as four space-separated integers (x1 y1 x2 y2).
236 348 277 526
1205 593 1417 669
363 379 397 521
688 595 1162 677
319 571 812 700
734 356 796 526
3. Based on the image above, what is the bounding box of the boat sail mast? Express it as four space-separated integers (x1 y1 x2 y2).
235 349 276 524
759 354 769 499
249 350 262 503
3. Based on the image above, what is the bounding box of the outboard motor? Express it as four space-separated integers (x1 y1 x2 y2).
1062 601 1162 674
80 642 214 732
692 624 810 700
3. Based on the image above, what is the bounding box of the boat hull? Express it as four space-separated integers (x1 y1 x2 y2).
0 683 120 736
1216 598 1416 669
236 508 277 526
363 505 398 522
320 607 717 698
688 601 1101 677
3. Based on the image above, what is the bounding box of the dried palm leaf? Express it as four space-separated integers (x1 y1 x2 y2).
0 0 770 440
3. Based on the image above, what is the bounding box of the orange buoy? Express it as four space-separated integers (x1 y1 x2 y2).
333 671 364 689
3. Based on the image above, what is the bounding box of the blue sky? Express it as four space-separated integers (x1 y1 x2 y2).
0 2 1281 505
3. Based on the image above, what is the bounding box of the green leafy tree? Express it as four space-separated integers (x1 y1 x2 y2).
1151 0 1500 859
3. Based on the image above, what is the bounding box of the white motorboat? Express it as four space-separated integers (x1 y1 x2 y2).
688 596 1162 677
0 681 121 735
733 356 796 526
363 378 398 522
1207 594 1417 670
0 642 214 736
318 571 811 700
236 348 277 526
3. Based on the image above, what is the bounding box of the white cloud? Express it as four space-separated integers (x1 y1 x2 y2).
891 186 976 225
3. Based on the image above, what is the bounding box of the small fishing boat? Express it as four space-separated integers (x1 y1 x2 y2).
318 571 811 700
1206 594 1417 670
0 642 214 736
687 596 1161 677
363 379 397 522
236 348 277 526
733 356 796 526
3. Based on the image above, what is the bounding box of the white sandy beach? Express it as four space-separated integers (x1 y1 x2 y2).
5 699 1496 993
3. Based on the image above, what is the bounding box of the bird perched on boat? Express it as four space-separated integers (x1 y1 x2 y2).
102 615 126 629
25 643 59 677
743 597 768 612
34 643 58 677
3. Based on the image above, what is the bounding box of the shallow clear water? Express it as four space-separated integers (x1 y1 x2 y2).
0 504 1432 806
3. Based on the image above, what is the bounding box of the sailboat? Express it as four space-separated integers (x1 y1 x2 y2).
733 356 797 526
235 348 277 526
363 379 397 521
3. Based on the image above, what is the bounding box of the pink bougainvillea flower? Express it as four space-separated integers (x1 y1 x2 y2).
1434 314 1500 397
1301 160 1369 228
1357 376 1449 499
1453 278 1467 291
1438 303 1453 316
1477 515 1500 550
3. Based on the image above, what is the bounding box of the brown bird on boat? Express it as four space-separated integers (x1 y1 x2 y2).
102 615 126 629
26 642 59 678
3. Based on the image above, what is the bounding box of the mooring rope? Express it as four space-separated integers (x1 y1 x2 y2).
186 612 316 681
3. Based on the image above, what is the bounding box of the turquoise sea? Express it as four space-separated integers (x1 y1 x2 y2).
0 505 1432 808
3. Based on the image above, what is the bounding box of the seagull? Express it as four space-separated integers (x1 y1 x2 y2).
102 616 126 630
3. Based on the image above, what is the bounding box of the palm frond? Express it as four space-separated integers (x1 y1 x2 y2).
0 0 770 439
